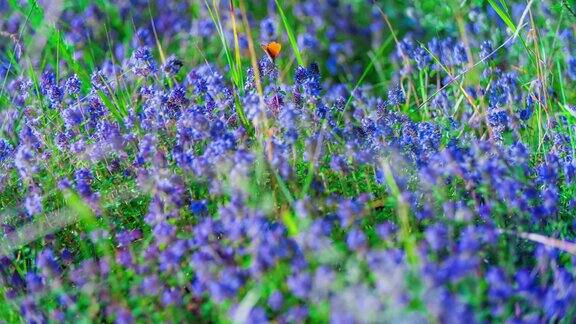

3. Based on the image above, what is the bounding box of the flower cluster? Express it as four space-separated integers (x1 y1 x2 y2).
0 0 576 323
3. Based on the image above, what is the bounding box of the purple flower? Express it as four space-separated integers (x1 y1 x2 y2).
75 168 94 198
298 33 318 51
135 134 156 166
376 221 397 240
413 45 431 70
24 188 43 217
116 229 142 247
480 40 494 60
85 95 108 129
0 138 13 162
425 223 448 251
161 287 182 306
141 275 160 296
246 307 268 323
387 85 405 106
398 37 415 58
190 200 208 215
153 221 176 245
65 74 81 96
486 267 513 300
567 57 576 81
268 291 283 311
62 107 84 129
294 63 322 98
130 47 157 77
197 19 215 38
115 307 134 324
260 17 277 41
346 227 367 251
37 249 60 276
116 248 134 268
287 271 311 299
25 272 44 293
285 306 308 323
40 71 63 107
453 42 468 65
163 55 183 75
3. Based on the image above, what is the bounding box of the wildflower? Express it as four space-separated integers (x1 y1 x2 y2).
387 85 405 106
294 63 322 98
453 42 468 65
298 32 318 51
161 287 182 306
425 223 448 251
197 19 216 38
65 74 82 96
287 271 312 299
37 249 60 276
74 168 95 199
190 200 208 215
346 227 367 251
40 71 63 107
486 267 513 300
260 17 277 41
130 47 157 77
24 187 43 217
413 46 431 70
268 291 284 311
488 110 509 128
567 57 576 81
62 106 84 129
519 95 534 121
162 55 183 75
25 273 44 293
116 230 142 247
480 40 494 61
397 37 415 58
376 222 397 240
0 138 13 162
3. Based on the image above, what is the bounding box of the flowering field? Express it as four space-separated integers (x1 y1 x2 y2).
1 0 576 322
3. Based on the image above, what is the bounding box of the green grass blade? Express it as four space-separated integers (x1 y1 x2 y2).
344 34 393 111
229 0 245 92
205 0 241 88
487 0 516 32
274 0 303 66
487 0 534 65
